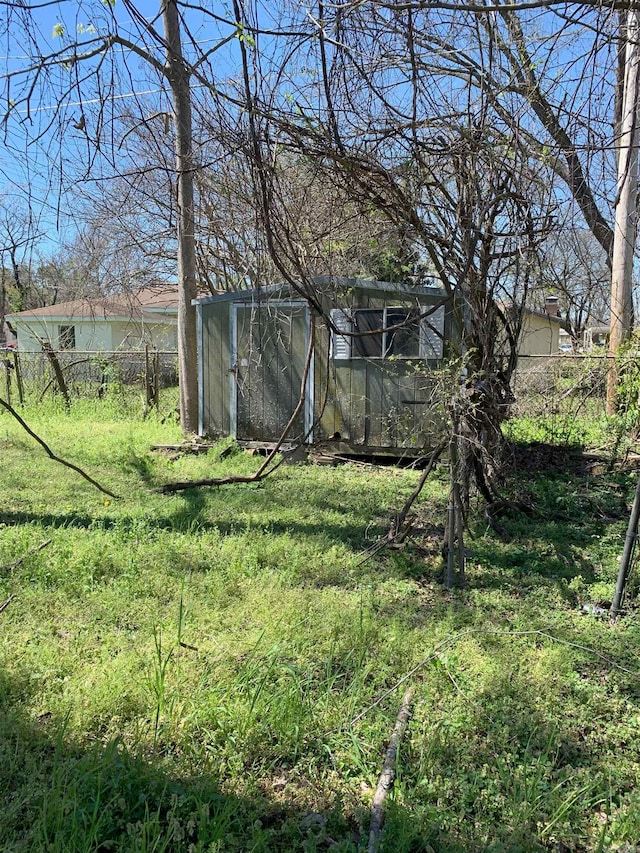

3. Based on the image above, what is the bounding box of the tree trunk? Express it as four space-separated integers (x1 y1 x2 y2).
161 0 199 434
0 266 6 346
607 7 640 414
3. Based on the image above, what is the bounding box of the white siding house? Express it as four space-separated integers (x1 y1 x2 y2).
5 287 180 352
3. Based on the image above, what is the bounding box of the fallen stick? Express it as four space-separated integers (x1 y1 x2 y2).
391 441 446 542
352 442 446 570
2 538 51 573
0 594 15 615
368 686 414 853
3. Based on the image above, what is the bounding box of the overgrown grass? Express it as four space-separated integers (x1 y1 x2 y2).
2 403 640 851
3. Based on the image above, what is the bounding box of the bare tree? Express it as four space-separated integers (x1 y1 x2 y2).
538 227 610 348
0 0 242 432
0 201 40 342
220 0 556 502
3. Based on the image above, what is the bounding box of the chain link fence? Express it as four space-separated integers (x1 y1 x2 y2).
1 347 625 442
2 348 179 413
510 354 613 443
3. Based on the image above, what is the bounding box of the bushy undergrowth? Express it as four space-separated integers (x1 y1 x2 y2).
1 404 640 851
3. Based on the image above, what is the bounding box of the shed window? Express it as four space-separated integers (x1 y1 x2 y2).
331 305 444 360
58 325 76 350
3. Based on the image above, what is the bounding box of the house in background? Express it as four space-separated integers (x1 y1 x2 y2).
5 286 182 352
518 307 563 356
194 276 455 451
582 323 610 351
558 327 573 352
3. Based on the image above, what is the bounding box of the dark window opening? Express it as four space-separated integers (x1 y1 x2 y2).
385 308 420 357
352 308 421 358
353 310 384 357
58 325 76 350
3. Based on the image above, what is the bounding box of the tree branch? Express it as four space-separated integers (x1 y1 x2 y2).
368 687 414 853
0 397 118 498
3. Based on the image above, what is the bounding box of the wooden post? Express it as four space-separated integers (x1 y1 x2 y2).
446 400 465 588
607 8 640 413
13 350 24 406
162 0 199 433
454 479 465 587
4 355 11 406
145 344 152 411
41 342 70 411
446 498 455 589
153 348 160 409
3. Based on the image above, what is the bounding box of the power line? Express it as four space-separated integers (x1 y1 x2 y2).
10 83 213 115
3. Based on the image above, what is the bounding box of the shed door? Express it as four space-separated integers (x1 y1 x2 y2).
232 303 311 443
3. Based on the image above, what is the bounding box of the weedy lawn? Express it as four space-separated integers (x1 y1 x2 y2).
1 401 640 852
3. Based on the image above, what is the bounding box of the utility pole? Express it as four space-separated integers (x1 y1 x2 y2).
161 0 199 434
607 8 640 414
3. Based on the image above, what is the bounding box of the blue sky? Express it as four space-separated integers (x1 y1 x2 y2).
0 0 243 258
0 2 621 274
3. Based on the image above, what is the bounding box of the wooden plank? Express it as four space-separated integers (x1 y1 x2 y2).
325 364 343 438
315 328 338 439
205 307 214 434
313 439 439 460
380 363 400 447
219 306 231 434
395 365 421 447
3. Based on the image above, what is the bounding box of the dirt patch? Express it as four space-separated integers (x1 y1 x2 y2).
505 441 612 477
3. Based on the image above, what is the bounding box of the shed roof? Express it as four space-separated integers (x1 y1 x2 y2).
192 276 445 307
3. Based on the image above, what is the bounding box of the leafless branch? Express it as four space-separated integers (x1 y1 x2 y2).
0 396 118 498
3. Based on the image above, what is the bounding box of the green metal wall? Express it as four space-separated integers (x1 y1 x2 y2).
199 286 452 448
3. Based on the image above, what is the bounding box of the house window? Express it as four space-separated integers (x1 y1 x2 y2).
331 305 445 360
58 325 76 350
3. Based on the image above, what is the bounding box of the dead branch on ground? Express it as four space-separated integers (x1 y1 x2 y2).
351 442 446 570
368 687 414 853
0 595 15 615
0 397 118 498
1 539 51 573
391 441 446 543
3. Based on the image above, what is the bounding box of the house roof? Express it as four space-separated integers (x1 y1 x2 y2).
498 301 563 325
523 307 563 325
5 285 206 322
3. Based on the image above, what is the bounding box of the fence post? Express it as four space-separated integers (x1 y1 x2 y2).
41 342 71 411
611 473 640 617
153 349 160 410
145 345 152 411
4 355 11 406
13 350 24 405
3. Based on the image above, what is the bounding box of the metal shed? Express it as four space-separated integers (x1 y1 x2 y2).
194 276 454 452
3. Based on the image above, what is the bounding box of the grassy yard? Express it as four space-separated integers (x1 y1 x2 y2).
1 401 640 852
